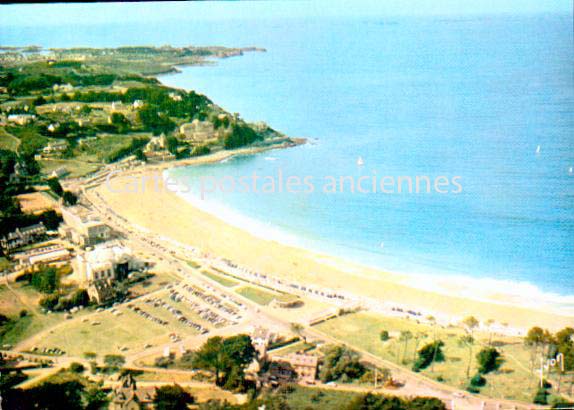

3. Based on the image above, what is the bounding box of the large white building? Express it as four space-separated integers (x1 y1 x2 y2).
59 205 111 247
73 241 141 284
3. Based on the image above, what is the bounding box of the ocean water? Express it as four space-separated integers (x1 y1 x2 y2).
1 3 573 310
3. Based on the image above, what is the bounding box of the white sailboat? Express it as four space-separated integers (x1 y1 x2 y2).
569 166 573 175
535 145 541 155
357 156 364 166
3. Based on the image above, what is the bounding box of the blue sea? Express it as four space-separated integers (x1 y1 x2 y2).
1 2 573 310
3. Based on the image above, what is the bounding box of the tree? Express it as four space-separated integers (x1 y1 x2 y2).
83 352 97 360
84 385 109 410
47 177 64 197
290 322 306 343
110 112 128 125
470 373 486 387
154 384 194 410
4 381 85 410
525 327 546 373
319 345 366 383
476 347 503 374
413 341 445 372
533 387 549 405
460 316 479 379
485 319 495 346
31 266 58 293
380 330 390 342
412 332 427 363
193 336 227 385
554 327 574 393
103 354 125 371
69 362 84 373
426 315 439 371
192 335 255 389
462 316 479 335
458 335 475 380
62 190 78 206
223 124 262 149
399 330 413 363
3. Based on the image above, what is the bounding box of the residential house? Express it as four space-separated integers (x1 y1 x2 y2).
179 120 216 143
109 373 154 410
7 114 36 126
42 140 68 157
0 223 46 253
269 353 318 385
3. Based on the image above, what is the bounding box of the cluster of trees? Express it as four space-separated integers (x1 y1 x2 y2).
30 266 59 294
319 345 366 383
198 390 446 410
466 347 504 393
4 67 118 95
525 327 574 372
4 126 42 176
413 341 445 372
344 394 445 410
524 326 574 403
0 148 62 257
47 177 78 206
104 136 149 163
191 334 256 391
223 124 262 149
39 289 89 312
0 376 193 410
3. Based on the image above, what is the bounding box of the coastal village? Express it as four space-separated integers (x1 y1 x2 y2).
0 45 572 410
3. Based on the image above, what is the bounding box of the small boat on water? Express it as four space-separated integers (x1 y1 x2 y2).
569 166 573 175
357 156 364 166
536 145 541 155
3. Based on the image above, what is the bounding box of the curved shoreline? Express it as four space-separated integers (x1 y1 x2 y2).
164 163 574 318
96 159 574 331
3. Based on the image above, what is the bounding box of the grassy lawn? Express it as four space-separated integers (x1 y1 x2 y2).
0 257 11 271
37 291 209 357
269 340 316 356
314 312 544 402
236 285 299 306
0 283 86 347
236 286 279 306
39 158 101 178
0 127 20 151
134 372 239 403
201 270 239 288
74 133 148 163
280 385 361 409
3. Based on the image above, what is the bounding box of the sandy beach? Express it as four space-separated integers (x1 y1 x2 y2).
94 154 573 331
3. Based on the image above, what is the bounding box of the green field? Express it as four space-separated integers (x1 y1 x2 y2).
74 133 149 163
0 127 20 151
38 158 101 178
37 292 210 356
201 270 239 288
279 385 361 409
236 286 280 305
314 312 549 402
0 257 11 271
0 283 89 347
